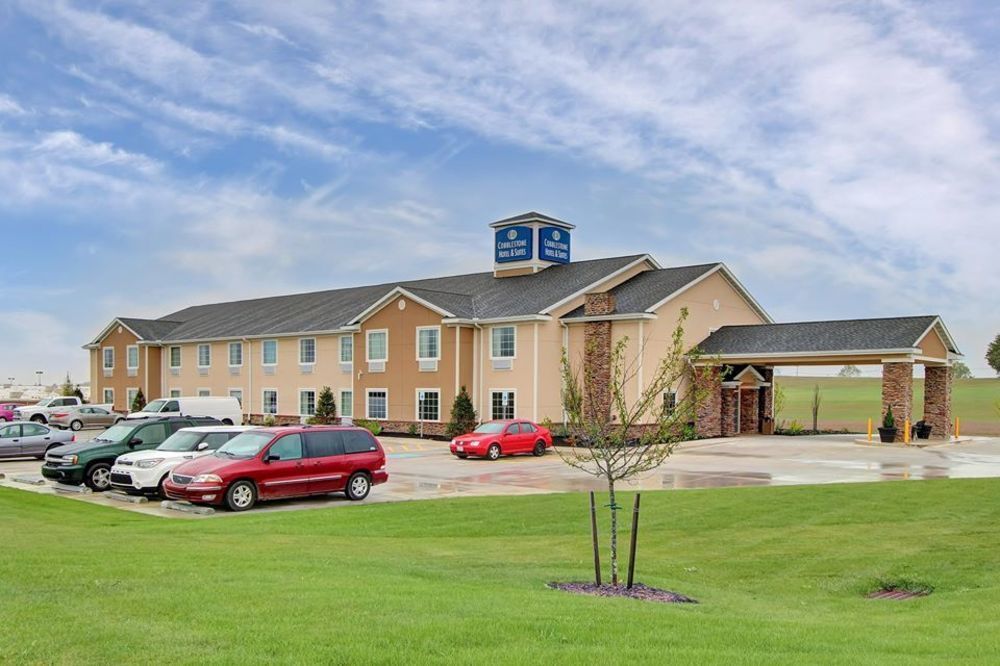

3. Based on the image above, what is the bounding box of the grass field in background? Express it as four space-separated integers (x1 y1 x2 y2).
775 376 1000 435
3 480 1000 663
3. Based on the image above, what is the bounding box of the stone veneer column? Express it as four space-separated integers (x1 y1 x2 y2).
583 292 615 425
760 367 774 422
739 389 759 434
720 386 740 437
923 365 952 439
694 366 722 438
881 362 913 429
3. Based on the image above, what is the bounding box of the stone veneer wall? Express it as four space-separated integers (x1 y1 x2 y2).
739 389 759 434
721 387 740 437
694 366 722 437
923 365 952 439
761 368 774 422
583 292 615 425
881 362 913 428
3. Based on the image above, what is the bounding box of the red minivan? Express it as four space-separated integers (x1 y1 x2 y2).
163 426 388 511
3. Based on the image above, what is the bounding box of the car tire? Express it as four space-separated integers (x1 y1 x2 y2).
30 415 46 424
113 417 124 424
345 472 371 501
222 419 234 426
70 420 83 431
456 453 468 459
487 443 501 461
225 480 257 512
0 416 6 422
532 440 546 457
84 463 112 492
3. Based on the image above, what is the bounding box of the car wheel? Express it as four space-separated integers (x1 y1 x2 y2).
532 440 546 457
0 416 6 422
70 420 83 432
225 480 257 511
30 415 46 424
113 417 124 424
84 463 112 491
345 472 371 501
487 443 501 461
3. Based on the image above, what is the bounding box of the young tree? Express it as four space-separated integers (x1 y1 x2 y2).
311 386 338 424
131 387 146 412
773 382 787 429
987 334 1000 376
810 384 822 432
446 386 478 437
837 365 861 377
951 361 973 379
59 373 75 397
558 308 708 585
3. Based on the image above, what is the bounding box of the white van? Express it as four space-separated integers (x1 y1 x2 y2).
126 396 243 425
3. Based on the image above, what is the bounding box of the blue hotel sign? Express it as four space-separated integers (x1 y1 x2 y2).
495 225 533 263
539 226 571 264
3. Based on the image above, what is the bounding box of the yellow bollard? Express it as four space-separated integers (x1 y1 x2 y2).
955 417 961 439
904 419 910 445
867 417 872 442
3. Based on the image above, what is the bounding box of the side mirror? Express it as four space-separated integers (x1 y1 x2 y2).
128 437 143 447
264 453 280 463
196 441 209 451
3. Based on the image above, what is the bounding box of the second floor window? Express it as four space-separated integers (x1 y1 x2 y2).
103 347 114 369
367 330 387 362
417 327 440 360
169 346 181 368
262 339 277 365
229 342 243 366
340 336 353 363
491 326 516 359
198 344 211 367
299 338 316 364
126 346 139 369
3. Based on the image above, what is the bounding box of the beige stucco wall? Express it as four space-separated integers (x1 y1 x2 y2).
91 324 143 411
916 328 948 360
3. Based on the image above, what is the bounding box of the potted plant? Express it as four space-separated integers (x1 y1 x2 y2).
914 420 933 439
878 406 898 443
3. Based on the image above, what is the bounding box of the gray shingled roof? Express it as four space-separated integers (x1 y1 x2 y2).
146 255 648 341
562 263 720 318
118 318 184 341
697 316 955 356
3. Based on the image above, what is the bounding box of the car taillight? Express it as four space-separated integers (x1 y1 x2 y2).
71 435 76 442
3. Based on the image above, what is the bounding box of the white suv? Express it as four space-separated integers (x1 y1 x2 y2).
111 425 253 495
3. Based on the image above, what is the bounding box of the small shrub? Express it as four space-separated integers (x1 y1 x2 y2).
785 420 804 435
355 419 382 436
131 388 146 412
263 414 276 427
407 423 418 435
882 405 895 429
312 386 337 424
446 386 477 437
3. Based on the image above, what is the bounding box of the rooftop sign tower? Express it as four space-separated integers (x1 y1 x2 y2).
490 211 575 277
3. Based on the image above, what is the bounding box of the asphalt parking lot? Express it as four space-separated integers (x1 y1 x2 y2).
2 432 1000 518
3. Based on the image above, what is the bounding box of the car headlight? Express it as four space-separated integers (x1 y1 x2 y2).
66 455 78 465
467 440 479 446
136 458 164 469
192 474 222 483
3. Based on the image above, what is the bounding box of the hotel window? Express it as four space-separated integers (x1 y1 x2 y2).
197 344 211 368
103 388 114 404
126 345 139 369
169 389 181 398
416 389 440 422
102 347 114 370
127 388 138 409
663 391 677 416
340 390 353 418
299 389 316 417
367 330 388 362
229 389 243 407
299 338 316 364
169 346 181 368
366 389 387 420
340 336 353 363
491 326 516 359
416 327 440 360
490 390 515 420
228 342 243 367
198 389 210 397
263 390 278 415
262 339 277 365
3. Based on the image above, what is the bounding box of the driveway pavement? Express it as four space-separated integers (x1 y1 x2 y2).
2 433 999 518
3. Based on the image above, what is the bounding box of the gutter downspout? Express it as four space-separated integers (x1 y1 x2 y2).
244 337 251 425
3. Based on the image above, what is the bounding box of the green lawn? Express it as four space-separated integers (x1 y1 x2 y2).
2 480 1000 664
775 376 1000 435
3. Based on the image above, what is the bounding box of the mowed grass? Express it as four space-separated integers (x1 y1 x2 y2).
776 376 1000 434
3 480 1000 664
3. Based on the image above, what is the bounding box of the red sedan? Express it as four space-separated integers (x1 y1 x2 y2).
450 420 552 460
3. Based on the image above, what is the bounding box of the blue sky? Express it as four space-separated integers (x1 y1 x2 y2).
1 0 998 385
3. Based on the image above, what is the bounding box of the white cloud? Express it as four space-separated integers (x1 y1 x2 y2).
33 130 161 174
0 94 27 116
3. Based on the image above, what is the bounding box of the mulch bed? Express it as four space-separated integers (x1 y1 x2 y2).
866 588 931 600
547 582 697 604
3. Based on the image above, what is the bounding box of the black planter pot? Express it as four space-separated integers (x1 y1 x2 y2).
878 427 898 443
916 424 933 439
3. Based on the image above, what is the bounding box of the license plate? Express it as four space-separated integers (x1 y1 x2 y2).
457 445 464 452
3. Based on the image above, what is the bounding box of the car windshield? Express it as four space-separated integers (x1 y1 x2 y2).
216 431 273 458
473 422 505 434
157 431 204 452
36 398 56 407
143 400 167 413
92 423 135 443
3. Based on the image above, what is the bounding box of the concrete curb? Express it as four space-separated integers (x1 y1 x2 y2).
11 474 46 486
106 491 148 504
54 483 92 494
161 500 215 516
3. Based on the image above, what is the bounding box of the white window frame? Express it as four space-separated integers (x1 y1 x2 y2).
299 388 317 417
169 388 181 398
663 390 677 416
365 388 388 421
415 326 441 361
126 345 139 370
102 347 115 370
366 329 388 362
262 389 278 415
490 326 517 360
103 387 115 404
228 388 243 407
415 388 441 422
228 341 244 367
299 337 316 365
261 339 278 366
169 346 182 368
127 388 139 408
339 335 353 364
197 388 211 398
489 389 517 420
340 389 354 418
197 343 212 368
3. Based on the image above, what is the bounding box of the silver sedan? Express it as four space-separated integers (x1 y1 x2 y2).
0 421 76 459
47 406 123 431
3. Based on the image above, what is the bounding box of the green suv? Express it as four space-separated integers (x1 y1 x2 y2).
41 416 221 491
